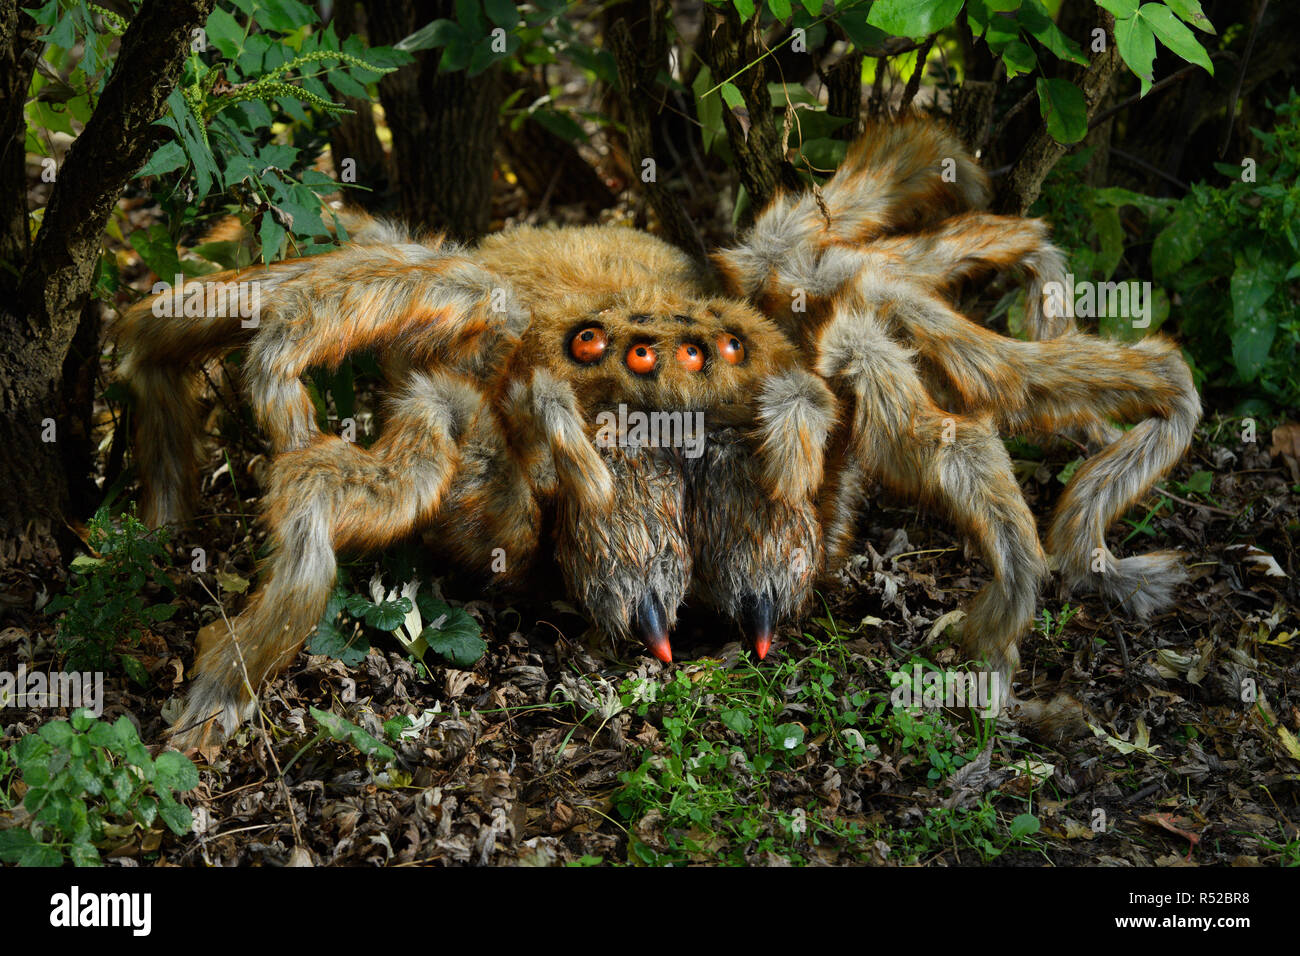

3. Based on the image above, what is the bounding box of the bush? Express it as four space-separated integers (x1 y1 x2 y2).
0 710 199 867
44 507 175 684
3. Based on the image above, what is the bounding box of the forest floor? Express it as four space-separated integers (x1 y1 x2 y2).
2 407 1298 866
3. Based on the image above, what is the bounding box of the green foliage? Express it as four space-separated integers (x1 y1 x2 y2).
309 573 487 671
157 2 401 262
0 710 198 867
1035 603 1081 646
610 623 1028 865
1254 827 1300 867
309 707 395 762
892 800 1040 863
687 1 1216 157
614 657 856 866
1152 93 1300 410
1029 92 1300 411
44 507 174 684
1104 0 1215 94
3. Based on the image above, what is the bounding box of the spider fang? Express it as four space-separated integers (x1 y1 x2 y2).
633 592 673 663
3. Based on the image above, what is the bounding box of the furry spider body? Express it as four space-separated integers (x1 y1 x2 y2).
115 118 1200 751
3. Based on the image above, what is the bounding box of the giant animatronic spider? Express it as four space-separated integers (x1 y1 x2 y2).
116 118 1200 750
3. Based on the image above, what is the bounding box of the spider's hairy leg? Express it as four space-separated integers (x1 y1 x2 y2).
244 241 526 453
113 282 261 526
864 212 1074 340
528 368 615 513
171 371 486 752
713 116 988 301
884 291 1201 616
113 235 526 527
817 309 1048 703
1032 337 1200 616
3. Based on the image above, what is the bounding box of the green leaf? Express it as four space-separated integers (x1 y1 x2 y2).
160 89 219 198
1091 204 1124 280
1139 2 1213 72
1010 813 1041 838
255 0 317 32
364 596 412 631
88 722 116 747
1183 470 1213 495
136 141 187 179
157 796 194 836
155 751 200 793
768 0 792 20
1090 186 1176 218
1164 0 1214 33
868 0 965 37
1035 77 1087 144
421 608 486 668
120 654 150 688
1114 12 1156 95
69 842 102 867
205 6 245 58
1229 264 1278 381
129 224 184 284
258 213 285 264
383 715 414 740
0 828 38 864
719 81 746 110
309 589 371 666
772 722 805 751
1000 39 1036 79
1097 0 1138 17
344 592 373 616
20 843 63 867
1151 207 1204 276
1056 456 1084 485
69 760 103 796
720 708 753 735
310 707 396 762
136 796 158 827
733 0 756 20
1017 1 1088 65
38 720 74 747
394 18 461 52
837 12 889 50
484 0 521 28
532 108 588 143
797 136 847 171
144 601 178 622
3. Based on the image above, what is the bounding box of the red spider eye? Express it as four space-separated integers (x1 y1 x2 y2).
717 333 745 365
675 342 705 372
626 343 657 374
570 326 607 363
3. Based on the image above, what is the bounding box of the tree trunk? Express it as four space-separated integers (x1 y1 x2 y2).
697 3 802 219
0 0 217 564
365 0 503 241
608 12 707 263
327 1 391 209
498 74 614 213
994 11 1119 214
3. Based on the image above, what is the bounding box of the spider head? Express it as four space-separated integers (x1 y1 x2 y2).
525 294 835 662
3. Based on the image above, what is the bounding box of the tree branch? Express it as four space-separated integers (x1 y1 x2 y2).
17 0 217 332
609 16 707 263
993 10 1120 215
